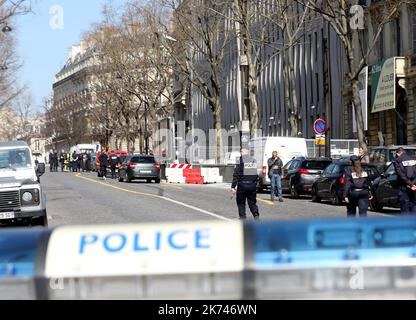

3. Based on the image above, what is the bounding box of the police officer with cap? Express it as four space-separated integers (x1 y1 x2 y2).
394 147 416 215
343 155 373 217
231 147 260 220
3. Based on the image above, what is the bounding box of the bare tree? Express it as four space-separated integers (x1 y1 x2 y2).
160 0 234 163
0 0 31 110
300 0 409 150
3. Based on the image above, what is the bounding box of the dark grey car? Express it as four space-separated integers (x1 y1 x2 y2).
118 154 161 183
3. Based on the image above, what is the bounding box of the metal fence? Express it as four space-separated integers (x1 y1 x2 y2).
306 139 359 159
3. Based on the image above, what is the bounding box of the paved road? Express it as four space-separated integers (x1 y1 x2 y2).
40 171 397 226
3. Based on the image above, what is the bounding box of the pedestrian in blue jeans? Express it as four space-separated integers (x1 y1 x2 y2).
268 151 284 202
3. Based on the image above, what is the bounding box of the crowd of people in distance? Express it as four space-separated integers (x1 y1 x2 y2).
48 149 92 173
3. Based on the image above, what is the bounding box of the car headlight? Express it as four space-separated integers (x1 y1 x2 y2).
22 191 33 202
20 189 40 206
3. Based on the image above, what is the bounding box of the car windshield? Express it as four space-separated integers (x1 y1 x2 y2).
304 161 331 170
0 148 32 169
389 149 416 162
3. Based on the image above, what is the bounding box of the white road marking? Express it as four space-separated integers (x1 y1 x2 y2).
75 173 233 222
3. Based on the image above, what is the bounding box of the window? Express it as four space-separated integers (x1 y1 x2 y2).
131 156 156 164
292 161 302 170
413 13 416 53
384 163 396 176
332 165 343 174
304 161 332 170
324 164 336 175
283 160 293 170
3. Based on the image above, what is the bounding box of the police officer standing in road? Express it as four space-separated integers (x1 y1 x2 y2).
98 151 109 180
394 147 416 215
109 153 120 179
231 147 260 220
343 155 373 217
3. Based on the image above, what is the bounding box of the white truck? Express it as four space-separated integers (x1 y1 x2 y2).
0 141 47 226
250 137 308 191
70 144 99 154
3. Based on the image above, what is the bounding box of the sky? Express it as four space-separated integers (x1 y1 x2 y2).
15 0 111 112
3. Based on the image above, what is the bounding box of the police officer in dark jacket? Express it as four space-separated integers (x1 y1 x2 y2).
109 153 120 179
394 147 416 215
98 152 108 180
343 155 372 217
231 147 260 220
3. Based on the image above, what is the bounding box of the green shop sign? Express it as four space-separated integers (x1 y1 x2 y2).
371 57 396 113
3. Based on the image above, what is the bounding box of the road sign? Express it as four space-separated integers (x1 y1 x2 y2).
314 119 326 135
315 134 326 145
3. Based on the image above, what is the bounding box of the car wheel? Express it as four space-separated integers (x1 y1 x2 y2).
330 188 341 205
119 175 124 182
370 198 383 212
155 178 161 184
30 212 48 227
290 182 299 199
146 179 152 183
311 186 321 203
257 181 264 193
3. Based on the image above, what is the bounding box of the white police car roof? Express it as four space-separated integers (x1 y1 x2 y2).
0 141 29 149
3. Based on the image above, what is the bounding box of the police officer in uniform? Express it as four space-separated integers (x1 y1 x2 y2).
231 147 260 220
109 153 120 179
343 155 372 217
98 152 109 180
394 147 416 215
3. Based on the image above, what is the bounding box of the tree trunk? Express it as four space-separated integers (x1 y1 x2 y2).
213 97 223 164
284 53 296 136
351 78 367 151
288 44 299 137
248 59 259 138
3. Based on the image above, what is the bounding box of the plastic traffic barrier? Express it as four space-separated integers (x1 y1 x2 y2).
249 217 416 299
2 217 416 299
0 228 51 299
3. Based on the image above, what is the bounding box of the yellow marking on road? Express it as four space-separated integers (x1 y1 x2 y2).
75 173 232 221
75 174 159 198
257 198 274 206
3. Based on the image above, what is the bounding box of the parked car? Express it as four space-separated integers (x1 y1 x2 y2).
250 137 308 191
311 161 380 205
0 141 47 226
370 163 400 211
119 154 161 183
281 157 333 199
368 146 416 172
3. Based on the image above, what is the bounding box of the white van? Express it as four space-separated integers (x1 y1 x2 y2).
249 137 308 191
70 144 98 154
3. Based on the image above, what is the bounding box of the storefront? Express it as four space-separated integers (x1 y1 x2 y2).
345 56 415 147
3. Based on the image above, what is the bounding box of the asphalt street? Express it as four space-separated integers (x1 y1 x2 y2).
40 170 398 226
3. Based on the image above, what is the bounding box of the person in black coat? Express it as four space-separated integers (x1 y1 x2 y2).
343 156 373 217
98 152 108 180
394 147 416 215
231 147 260 220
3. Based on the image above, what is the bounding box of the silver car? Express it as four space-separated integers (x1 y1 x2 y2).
118 154 161 183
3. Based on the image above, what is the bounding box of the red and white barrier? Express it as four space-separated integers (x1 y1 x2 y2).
201 168 223 184
166 164 223 184
166 164 192 183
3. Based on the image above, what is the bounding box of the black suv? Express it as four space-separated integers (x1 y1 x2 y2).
281 157 332 199
370 163 400 211
311 161 380 205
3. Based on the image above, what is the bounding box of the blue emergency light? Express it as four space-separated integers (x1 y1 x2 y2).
0 229 46 278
